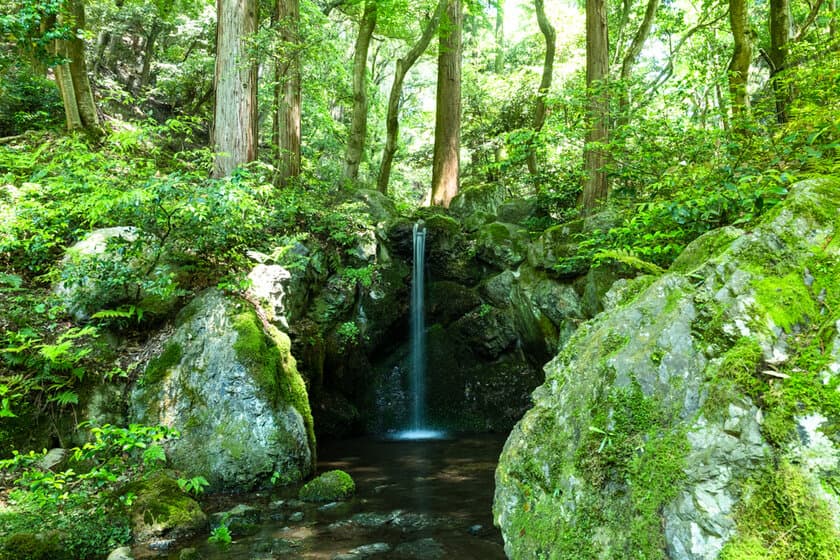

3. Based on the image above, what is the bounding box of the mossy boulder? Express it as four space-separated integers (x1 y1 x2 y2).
209 504 262 537
475 222 530 268
526 221 588 277
120 473 207 544
0 532 68 560
448 183 507 218
299 469 356 502
494 177 840 560
131 289 315 491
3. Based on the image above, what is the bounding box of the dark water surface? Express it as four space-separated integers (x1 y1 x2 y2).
135 434 507 559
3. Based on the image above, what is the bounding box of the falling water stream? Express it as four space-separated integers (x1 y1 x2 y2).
394 221 442 441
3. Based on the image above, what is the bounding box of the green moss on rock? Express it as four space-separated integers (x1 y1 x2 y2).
120 472 207 542
143 341 182 384
231 306 316 463
0 532 69 560
670 226 743 274
298 469 355 502
720 461 840 560
754 272 819 333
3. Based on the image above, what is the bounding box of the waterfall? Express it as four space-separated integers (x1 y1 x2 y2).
387 221 443 441
410 222 427 430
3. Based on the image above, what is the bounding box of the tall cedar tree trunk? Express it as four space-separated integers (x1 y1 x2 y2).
53 1 100 134
768 0 791 123
377 3 441 194
526 0 556 177
273 0 302 186
430 0 462 207
727 0 752 123
581 0 609 212
212 0 258 178
617 0 660 125
344 0 377 181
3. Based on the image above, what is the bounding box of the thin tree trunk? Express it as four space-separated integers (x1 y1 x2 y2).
526 0 555 177
768 0 791 123
728 0 752 124
377 3 441 194
430 0 462 207
494 0 505 73
581 0 609 212
617 0 660 125
138 20 161 91
344 0 377 181
273 0 302 186
93 30 110 76
213 0 258 178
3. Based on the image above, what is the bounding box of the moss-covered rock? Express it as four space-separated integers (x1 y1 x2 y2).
448 183 507 219
475 222 530 268
0 531 69 560
526 222 588 277
120 472 207 544
131 289 315 491
299 469 356 502
495 178 840 560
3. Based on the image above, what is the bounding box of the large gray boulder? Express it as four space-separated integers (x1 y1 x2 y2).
494 178 840 559
131 289 315 491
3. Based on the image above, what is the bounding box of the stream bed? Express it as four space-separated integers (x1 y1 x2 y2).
134 433 508 559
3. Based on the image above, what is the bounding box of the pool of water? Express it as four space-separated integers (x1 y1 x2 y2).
133 433 508 559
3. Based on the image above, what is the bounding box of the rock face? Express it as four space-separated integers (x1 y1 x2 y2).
131 289 315 491
494 178 840 559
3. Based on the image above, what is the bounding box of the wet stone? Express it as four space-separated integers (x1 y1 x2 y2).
393 538 445 560
289 511 305 522
333 542 392 559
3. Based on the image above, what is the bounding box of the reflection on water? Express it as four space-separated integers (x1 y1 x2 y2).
135 434 507 560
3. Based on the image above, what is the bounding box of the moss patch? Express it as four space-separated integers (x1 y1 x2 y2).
505 382 688 559
143 341 182 385
753 272 819 333
720 461 840 560
298 469 355 502
0 532 69 560
669 226 742 274
231 304 316 465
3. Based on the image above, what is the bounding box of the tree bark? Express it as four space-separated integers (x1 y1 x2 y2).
212 0 258 178
343 0 377 181
430 0 462 208
273 0 302 186
581 0 609 212
377 3 441 194
526 0 556 177
617 0 660 124
727 0 752 123
768 0 791 123
53 1 100 134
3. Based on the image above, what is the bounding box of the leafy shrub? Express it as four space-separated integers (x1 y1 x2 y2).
0 423 180 559
0 60 63 136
